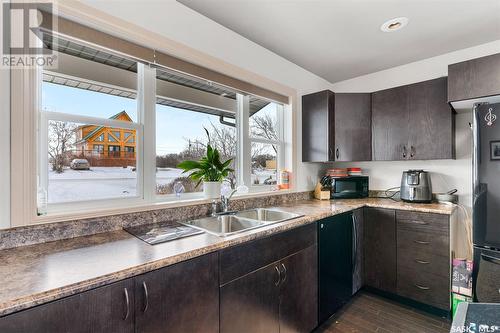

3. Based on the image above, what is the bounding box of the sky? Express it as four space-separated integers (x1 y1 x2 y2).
42 82 235 155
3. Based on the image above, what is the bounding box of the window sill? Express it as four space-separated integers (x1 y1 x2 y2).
33 188 293 225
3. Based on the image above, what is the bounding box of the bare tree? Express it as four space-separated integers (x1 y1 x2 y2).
48 121 76 173
250 113 278 153
182 121 237 161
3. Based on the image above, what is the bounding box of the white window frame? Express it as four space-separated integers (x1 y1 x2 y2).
0 3 10 228
10 39 291 226
34 61 152 215
247 100 285 191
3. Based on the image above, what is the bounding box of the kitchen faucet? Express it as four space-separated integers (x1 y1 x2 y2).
210 189 238 217
221 189 238 213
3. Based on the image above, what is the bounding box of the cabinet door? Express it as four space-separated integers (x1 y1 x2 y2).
135 253 219 333
279 245 318 333
220 262 280 333
0 279 135 333
408 77 455 160
364 208 397 293
318 213 353 324
334 93 372 161
448 53 500 102
302 90 335 162
352 208 364 294
372 86 409 160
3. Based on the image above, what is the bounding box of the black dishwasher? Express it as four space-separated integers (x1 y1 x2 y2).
318 211 360 324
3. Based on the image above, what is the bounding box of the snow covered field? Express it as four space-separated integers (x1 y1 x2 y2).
48 166 277 203
48 167 184 203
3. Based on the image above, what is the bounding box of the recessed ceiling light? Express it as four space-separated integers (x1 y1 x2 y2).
380 17 409 32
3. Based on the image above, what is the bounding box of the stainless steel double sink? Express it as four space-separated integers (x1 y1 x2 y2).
181 208 303 237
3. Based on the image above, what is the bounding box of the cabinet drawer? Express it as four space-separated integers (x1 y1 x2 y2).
398 248 449 279
396 211 449 234
397 266 450 310
219 223 316 285
397 228 449 258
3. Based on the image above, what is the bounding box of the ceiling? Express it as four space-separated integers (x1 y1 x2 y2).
178 0 500 83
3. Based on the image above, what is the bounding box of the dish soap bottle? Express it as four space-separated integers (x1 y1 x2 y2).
279 170 290 190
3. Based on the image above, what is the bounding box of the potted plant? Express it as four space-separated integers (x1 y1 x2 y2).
177 131 234 199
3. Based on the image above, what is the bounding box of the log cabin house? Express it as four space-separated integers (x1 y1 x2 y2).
75 111 136 167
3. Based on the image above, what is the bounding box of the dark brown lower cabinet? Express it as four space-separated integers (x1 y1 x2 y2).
220 262 281 333
0 279 135 333
220 245 318 333
279 245 318 333
396 211 450 310
363 208 397 293
135 252 219 333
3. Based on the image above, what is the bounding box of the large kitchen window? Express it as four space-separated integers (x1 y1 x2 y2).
25 27 289 217
39 35 140 211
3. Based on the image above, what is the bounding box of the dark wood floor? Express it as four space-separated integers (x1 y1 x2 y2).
315 291 451 333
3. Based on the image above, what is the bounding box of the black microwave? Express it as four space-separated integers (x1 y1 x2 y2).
326 176 369 199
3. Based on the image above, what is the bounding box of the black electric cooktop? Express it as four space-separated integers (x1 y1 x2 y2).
125 221 204 245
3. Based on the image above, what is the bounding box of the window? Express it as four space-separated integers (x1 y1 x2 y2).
249 101 283 187
93 144 104 153
155 68 237 197
31 32 288 216
38 36 140 209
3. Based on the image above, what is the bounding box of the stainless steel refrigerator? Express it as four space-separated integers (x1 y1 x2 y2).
472 102 500 303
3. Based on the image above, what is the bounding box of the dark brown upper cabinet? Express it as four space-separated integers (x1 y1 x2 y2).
372 77 455 161
302 91 372 162
448 53 500 102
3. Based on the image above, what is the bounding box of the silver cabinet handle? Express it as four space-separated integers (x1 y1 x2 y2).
415 284 430 290
403 145 407 158
142 281 149 313
274 266 281 286
404 220 428 225
410 146 415 158
414 240 430 245
415 259 430 265
280 263 287 284
123 288 130 321
336 148 340 159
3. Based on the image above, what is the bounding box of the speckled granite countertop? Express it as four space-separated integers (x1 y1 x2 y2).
0 198 455 317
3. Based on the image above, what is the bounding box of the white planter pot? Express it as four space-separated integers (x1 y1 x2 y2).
203 181 221 199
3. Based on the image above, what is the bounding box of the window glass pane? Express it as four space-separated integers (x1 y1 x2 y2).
46 120 137 204
41 35 138 121
40 36 140 206
251 142 277 186
250 100 279 141
155 67 238 197
155 104 236 196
